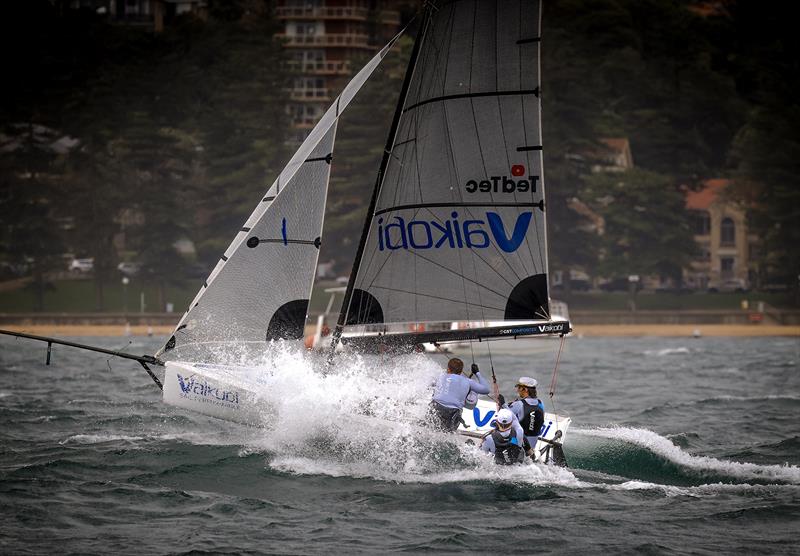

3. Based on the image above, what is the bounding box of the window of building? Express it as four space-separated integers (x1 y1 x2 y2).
691 211 710 235
296 23 317 35
720 257 734 278
720 217 735 246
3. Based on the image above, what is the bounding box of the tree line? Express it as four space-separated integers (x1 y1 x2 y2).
542 0 797 296
0 0 797 313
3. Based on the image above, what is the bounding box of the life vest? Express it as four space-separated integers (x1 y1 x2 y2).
519 398 544 438
491 430 524 465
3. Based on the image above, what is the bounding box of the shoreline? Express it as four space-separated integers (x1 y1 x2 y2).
1 324 798 338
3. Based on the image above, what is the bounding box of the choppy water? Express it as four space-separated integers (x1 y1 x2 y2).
1 335 798 554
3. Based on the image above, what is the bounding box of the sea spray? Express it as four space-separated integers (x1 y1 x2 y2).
183 344 580 484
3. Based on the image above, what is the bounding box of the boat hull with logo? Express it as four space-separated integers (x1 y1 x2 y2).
162 361 270 425
458 398 570 465
163 361 570 465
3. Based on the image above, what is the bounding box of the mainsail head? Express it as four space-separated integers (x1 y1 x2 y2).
159 31 404 360
345 0 550 332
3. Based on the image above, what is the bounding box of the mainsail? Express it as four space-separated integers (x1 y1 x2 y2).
341 0 552 338
159 31 403 359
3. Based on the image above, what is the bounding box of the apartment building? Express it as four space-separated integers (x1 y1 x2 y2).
275 0 404 140
67 0 207 32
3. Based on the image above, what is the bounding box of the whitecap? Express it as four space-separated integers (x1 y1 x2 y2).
60 433 146 445
643 347 690 357
606 480 799 497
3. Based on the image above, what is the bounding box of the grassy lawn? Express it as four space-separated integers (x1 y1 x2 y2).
0 278 795 313
563 291 797 311
0 278 201 313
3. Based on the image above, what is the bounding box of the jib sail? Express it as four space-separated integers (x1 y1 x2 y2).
158 32 403 360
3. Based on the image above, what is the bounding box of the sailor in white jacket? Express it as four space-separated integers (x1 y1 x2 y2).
430 358 490 432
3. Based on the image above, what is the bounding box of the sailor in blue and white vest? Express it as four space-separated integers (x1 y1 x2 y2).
480 408 526 465
508 376 545 453
430 358 490 432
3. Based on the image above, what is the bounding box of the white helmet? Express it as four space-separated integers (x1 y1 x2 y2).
495 408 514 429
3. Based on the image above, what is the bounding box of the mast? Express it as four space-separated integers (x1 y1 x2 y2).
327 6 432 359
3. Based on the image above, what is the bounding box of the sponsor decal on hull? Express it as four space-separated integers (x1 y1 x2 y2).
176 373 240 410
469 406 554 437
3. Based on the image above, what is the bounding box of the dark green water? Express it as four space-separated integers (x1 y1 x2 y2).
1 335 798 554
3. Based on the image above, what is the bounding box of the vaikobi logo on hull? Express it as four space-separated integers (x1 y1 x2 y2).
176 373 240 408
376 211 532 253
497 323 566 335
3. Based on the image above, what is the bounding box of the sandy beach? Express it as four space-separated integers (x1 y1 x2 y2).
1 323 798 338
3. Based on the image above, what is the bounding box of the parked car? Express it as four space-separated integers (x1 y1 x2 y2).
68 258 94 273
117 262 141 276
599 277 642 292
708 278 749 293
0 261 29 279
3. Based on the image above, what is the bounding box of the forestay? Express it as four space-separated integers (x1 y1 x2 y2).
346 0 550 328
159 31 403 359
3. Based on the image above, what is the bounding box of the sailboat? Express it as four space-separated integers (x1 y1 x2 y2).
159 0 571 462
0 0 571 464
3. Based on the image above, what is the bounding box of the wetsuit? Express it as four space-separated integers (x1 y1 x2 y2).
430 372 490 432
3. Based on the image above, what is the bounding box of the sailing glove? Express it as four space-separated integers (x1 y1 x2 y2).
470 363 479 376
498 394 506 406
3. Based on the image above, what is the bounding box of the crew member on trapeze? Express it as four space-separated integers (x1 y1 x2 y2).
504 376 545 453
429 357 489 432
480 408 526 465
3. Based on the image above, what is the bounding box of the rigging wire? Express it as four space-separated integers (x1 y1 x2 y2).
548 333 566 399
547 332 567 435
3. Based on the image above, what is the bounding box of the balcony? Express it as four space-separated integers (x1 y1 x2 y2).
277 33 372 49
290 89 330 101
379 10 401 26
291 117 318 129
287 60 351 75
275 6 369 20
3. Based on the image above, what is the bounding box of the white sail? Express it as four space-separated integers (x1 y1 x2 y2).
160 31 404 359
346 0 550 328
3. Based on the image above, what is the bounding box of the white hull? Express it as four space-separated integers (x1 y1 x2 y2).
457 398 570 464
163 361 570 465
163 361 268 425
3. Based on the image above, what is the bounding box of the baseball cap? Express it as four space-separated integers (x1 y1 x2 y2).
515 376 538 389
